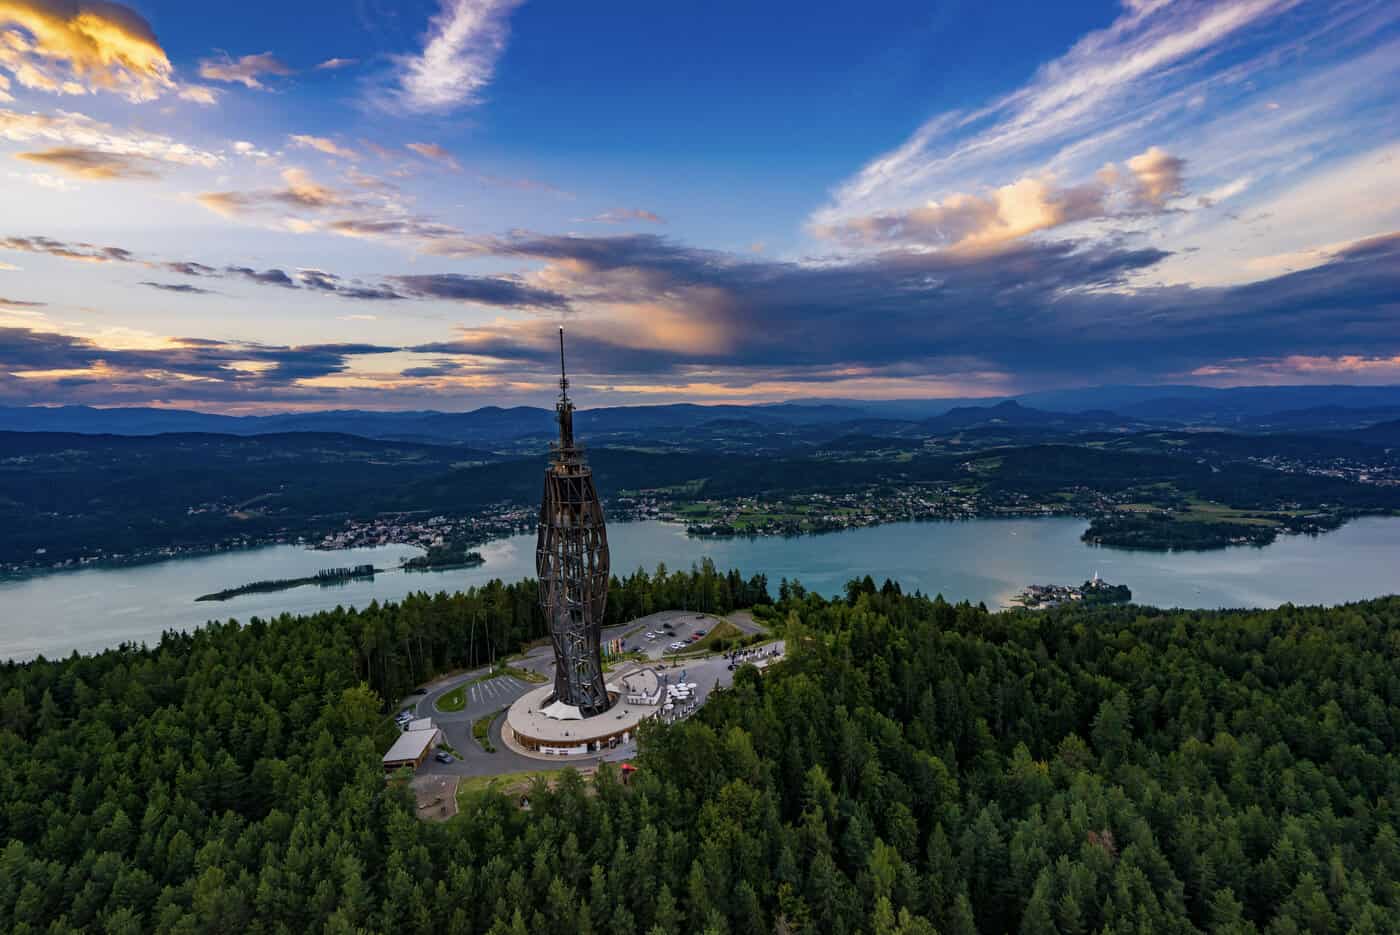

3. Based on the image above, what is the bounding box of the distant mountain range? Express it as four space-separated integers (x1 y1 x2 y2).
4 384 1400 445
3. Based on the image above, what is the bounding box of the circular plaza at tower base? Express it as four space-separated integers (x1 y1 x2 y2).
504 682 655 757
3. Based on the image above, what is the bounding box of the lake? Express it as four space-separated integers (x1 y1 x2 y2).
3 516 1400 661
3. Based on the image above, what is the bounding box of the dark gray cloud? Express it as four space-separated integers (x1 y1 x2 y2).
0 296 45 307
296 269 406 300
140 282 215 295
0 327 395 387
410 229 1400 387
225 266 297 288
391 273 570 309
0 236 135 263
162 261 219 277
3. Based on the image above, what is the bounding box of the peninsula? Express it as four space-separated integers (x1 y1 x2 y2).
194 564 378 602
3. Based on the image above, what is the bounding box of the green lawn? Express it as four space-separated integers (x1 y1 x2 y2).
456 769 557 805
471 710 502 753
436 685 467 712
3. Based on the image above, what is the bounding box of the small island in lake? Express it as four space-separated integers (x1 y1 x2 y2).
196 564 378 602
402 545 485 571
1012 573 1131 609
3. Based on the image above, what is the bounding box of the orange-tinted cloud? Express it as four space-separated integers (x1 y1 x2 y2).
14 144 157 178
818 145 1188 250
405 141 459 170
290 134 358 160
197 50 290 89
0 0 174 101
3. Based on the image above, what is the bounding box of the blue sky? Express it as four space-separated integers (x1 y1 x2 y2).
0 0 1397 412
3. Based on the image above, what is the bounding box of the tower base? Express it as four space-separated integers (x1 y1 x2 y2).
504 682 653 758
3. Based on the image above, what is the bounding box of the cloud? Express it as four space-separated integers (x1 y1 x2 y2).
405 141 459 170
0 107 221 170
161 260 218 277
0 231 418 300
139 281 214 295
0 327 398 395
12 168 73 189
1 234 133 262
391 272 569 309
390 0 523 113
198 51 291 89
5 229 1398 407
315 57 358 70
818 145 1186 250
813 0 1297 235
223 266 296 288
394 228 1400 395
1124 145 1186 209
294 267 405 300
0 0 175 101
177 84 218 105
0 294 41 306
197 167 351 217
586 208 665 225
14 145 157 179
290 134 358 160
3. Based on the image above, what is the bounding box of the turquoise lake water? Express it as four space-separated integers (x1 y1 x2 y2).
3 516 1399 660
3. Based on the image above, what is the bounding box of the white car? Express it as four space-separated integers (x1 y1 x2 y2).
669 641 686 651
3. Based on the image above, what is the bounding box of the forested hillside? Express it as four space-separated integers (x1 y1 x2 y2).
2 576 1399 932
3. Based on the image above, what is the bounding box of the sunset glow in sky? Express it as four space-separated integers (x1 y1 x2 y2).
1 0 1398 411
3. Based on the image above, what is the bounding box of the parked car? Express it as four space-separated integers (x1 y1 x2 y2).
409 688 427 695
434 752 454 764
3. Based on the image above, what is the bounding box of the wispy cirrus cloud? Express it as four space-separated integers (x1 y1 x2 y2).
584 208 665 225
198 51 292 89
405 141 460 170
315 57 358 71
290 134 358 160
817 0 1293 227
388 0 523 113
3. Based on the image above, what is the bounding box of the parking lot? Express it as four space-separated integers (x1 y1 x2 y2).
630 609 729 660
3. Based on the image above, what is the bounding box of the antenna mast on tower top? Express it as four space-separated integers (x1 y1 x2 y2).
558 326 569 402
554 327 576 458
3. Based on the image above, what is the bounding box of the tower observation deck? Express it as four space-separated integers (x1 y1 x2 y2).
535 328 612 717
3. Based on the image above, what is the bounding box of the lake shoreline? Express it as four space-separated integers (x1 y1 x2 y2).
5 517 1400 663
